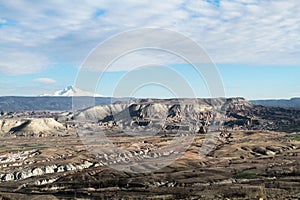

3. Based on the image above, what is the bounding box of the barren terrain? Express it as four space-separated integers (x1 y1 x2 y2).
0 131 299 199
0 98 299 199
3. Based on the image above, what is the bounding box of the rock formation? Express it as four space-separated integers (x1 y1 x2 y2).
0 118 66 137
75 98 300 134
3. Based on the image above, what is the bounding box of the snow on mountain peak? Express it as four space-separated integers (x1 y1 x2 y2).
40 85 103 97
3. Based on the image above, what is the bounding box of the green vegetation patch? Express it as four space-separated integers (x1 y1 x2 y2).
288 133 300 141
0 145 10 152
237 172 257 179
20 143 50 150
0 143 51 153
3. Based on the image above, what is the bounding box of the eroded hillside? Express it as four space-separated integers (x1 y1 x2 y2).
0 98 299 199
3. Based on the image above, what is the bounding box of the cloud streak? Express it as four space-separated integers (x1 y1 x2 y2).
0 51 49 75
33 78 56 84
0 0 299 75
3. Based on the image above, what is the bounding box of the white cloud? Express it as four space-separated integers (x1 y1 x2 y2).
0 51 49 75
0 19 6 24
0 0 299 74
33 78 56 84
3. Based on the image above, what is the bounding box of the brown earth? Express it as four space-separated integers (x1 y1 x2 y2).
0 98 299 199
0 130 299 199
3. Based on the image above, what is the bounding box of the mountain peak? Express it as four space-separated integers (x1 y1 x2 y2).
41 85 103 97
57 85 76 96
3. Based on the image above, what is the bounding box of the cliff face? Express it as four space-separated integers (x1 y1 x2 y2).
76 98 232 134
1 98 299 137
75 97 300 133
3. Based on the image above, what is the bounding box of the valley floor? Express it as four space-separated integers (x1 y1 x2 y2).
0 130 299 199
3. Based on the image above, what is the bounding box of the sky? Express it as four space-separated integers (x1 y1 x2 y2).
0 0 300 99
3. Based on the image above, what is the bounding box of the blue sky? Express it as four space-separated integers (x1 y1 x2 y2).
0 0 300 99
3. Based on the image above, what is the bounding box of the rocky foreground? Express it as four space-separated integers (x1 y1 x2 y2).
0 131 299 199
0 98 299 199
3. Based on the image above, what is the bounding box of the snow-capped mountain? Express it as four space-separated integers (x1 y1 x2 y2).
41 85 103 97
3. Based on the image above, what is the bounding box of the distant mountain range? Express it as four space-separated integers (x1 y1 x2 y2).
0 85 299 111
0 86 123 111
0 96 128 111
250 98 300 108
41 85 103 97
